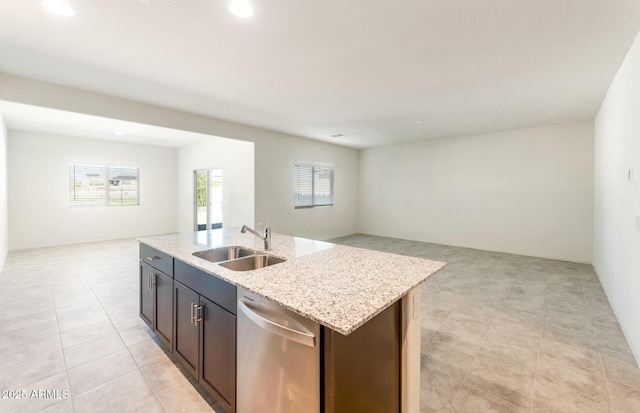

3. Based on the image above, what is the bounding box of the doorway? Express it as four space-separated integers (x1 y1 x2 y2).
195 168 223 231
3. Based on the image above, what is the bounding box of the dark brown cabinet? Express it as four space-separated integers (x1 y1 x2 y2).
140 261 154 328
139 245 240 413
323 301 401 413
173 280 200 376
139 257 174 349
174 260 237 413
139 241 405 413
140 243 174 275
200 295 236 412
154 270 173 347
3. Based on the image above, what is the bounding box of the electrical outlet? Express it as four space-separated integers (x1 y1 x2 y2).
629 168 636 182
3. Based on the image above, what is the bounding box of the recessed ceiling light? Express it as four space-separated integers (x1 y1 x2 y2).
113 130 124 136
330 134 344 138
415 120 424 125
42 0 75 17
229 0 253 18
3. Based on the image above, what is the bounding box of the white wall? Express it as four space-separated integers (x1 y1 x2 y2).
0 74 360 240
358 122 594 262
0 115 7 270
7 130 177 249
177 137 254 233
254 133 359 240
594 30 640 364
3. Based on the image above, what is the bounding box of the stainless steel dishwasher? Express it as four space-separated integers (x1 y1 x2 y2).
237 288 320 413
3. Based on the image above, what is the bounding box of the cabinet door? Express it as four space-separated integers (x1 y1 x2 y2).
174 281 200 377
154 270 173 349
200 296 236 413
139 261 154 329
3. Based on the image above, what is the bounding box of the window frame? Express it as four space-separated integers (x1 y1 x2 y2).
294 163 334 209
68 163 140 208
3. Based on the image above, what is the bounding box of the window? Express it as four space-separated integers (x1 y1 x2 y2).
294 164 334 208
69 164 139 207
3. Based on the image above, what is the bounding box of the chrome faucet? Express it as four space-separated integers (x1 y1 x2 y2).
240 225 272 251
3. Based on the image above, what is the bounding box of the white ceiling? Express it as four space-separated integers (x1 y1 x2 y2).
1 0 640 148
0 100 212 147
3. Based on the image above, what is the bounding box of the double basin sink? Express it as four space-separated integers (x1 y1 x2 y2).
192 246 286 271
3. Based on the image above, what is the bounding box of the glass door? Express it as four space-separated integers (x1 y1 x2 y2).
195 169 223 231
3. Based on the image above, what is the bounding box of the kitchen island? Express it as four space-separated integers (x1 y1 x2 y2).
138 229 446 413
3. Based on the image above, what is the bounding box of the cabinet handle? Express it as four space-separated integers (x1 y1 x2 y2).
195 305 203 326
190 303 195 325
146 256 161 261
147 273 151 290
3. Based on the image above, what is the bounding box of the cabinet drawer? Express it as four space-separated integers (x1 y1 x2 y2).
140 244 174 277
175 260 236 315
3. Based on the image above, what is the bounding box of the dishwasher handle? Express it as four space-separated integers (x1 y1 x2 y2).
238 298 316 347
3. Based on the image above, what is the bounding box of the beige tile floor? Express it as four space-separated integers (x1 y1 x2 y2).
0 235 638 412
0 239 224 413
330 234 640 413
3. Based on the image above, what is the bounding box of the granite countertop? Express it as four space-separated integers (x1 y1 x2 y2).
138 229 446 335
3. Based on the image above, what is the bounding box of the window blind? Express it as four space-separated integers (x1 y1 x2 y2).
294 164 333 208
108 166 139 206
69 164 139 207
69 164 106 207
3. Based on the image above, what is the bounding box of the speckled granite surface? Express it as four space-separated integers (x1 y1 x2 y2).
138 229 446 335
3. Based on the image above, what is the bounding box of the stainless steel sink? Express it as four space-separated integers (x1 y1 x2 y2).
193 246 286 271
218 254 287 271
193 246 257 263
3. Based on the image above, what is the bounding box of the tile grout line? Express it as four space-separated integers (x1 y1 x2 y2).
53 252 86 413
450 264 542 411
78 261 170 413
87 247 217 412
33 266 75 413
530 275 548 413
14 244 157 413
6 236 635 413
447 266 505 408
523 267 543 413
421 273 470 409
582 277 616 413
